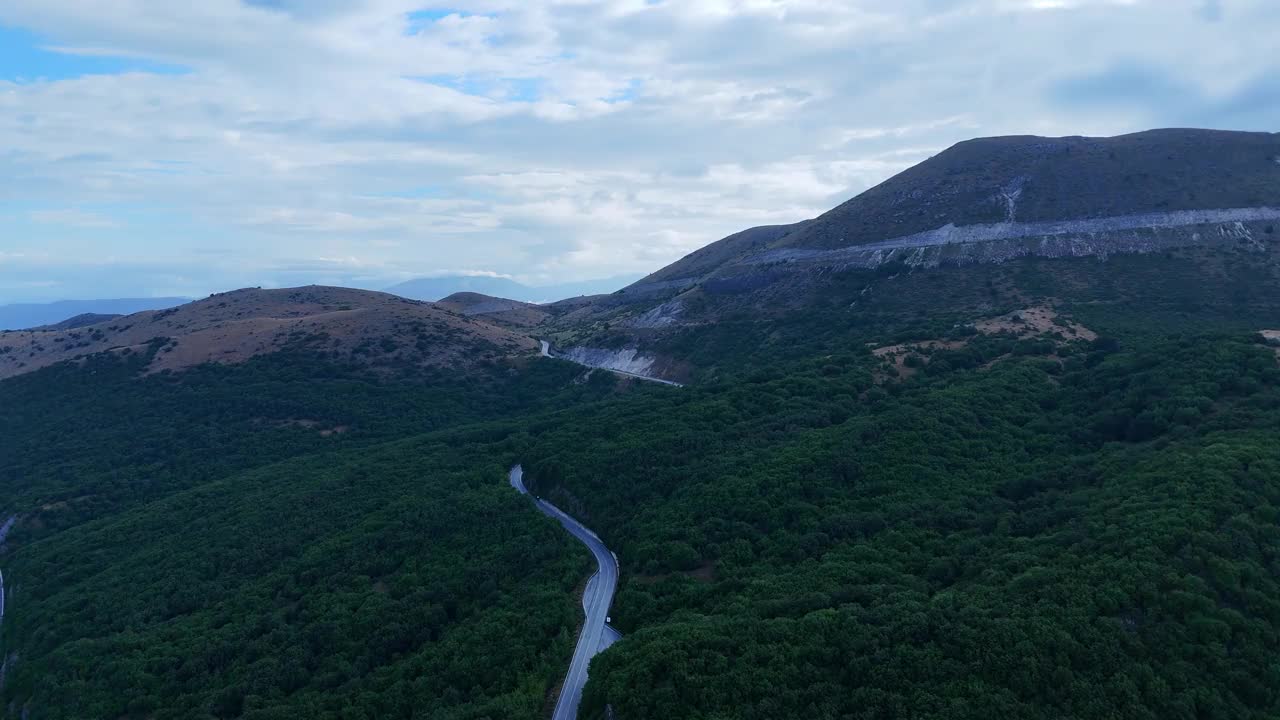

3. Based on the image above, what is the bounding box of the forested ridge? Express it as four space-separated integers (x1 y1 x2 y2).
6 440 588 719
4 252 1280 718
0 349 619 718
0 348 604 542
524 330 1280 719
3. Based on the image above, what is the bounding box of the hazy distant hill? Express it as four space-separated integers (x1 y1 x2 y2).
30 313 124 331
386 274 640 303
433 292 550 328
0 298 188 330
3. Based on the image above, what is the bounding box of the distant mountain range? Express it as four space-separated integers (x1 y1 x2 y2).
0 298 189 331
0 274 639 331
384 274 639 303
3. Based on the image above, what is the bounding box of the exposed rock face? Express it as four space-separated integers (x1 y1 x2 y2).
551 345 686 385
738 207 1280 271
557 346 659 377
626 299 684 329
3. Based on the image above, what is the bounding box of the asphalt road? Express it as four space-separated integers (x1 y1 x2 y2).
509 465 619 720
0 515 14 625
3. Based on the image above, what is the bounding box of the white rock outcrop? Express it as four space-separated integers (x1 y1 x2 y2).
742 206 1280 270
557 346 657 376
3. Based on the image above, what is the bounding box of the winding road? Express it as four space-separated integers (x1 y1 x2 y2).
0 515 14 627
509 465 619 720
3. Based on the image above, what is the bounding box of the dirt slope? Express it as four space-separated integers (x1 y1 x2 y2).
0 286 537 380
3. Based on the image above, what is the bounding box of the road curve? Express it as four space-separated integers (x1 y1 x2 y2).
509 465 619 720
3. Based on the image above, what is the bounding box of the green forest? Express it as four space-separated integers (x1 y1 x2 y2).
526 332 1280 719
0 349 614 718
5 255 1280 718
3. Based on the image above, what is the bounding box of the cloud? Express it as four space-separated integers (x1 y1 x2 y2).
1049 60 1192 112
29 208 122 228
0 0 1277 301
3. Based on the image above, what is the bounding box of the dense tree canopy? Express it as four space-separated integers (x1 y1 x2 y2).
522 333 1280 719
4 251 1280 719
0 350 612 719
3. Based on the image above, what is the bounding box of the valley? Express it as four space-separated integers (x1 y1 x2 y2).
3 128 1280 719
510 466 621 720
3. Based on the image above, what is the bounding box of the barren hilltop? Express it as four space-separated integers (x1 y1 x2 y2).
0 286 536 380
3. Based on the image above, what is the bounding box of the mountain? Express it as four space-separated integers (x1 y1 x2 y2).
0 297 189 331
781 127 1280 251
628 222 810 290
385 275 534 302
386 274 641 303
0 285 536 380
539 128 1280 382
7 128 1280 720
30 313 123 331
616 129 1278 296
433 292 550 328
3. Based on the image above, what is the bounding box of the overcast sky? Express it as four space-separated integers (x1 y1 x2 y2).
1 0 1276 302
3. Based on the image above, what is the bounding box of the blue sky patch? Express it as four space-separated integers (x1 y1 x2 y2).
411 73 543 102
405 8 492 34
0 25 187 81
606 79 643 104
363 186 448 200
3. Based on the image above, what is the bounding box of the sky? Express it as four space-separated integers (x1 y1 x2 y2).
0 0 1277 302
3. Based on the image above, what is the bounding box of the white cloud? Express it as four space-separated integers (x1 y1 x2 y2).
28 209 121 228
0 0 1277 301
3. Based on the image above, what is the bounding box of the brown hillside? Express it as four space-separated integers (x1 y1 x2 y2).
0 286 537 380
434 292 550 328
